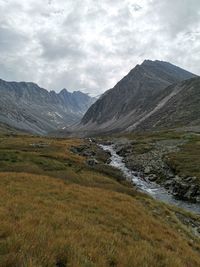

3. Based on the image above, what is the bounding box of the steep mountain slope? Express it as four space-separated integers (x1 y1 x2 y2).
133 77 200 131
78 60 196 134
0 79 95 135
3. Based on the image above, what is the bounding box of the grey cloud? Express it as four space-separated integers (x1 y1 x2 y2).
0 25 28 52
39 34 85 61
0 0 199 96
150 0 200 37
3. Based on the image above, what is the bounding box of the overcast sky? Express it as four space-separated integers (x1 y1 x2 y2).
0 0 200 95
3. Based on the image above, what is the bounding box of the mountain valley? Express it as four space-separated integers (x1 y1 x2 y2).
0 79 95 135
1 60 200 267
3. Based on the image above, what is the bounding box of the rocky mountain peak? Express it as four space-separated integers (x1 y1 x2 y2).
59 88 69 95
79 60 197 134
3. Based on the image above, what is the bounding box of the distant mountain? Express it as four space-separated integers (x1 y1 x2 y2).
77 60 197 134
0 79 95 135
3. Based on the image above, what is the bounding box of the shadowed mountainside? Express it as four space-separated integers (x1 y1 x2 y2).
133 77 200 131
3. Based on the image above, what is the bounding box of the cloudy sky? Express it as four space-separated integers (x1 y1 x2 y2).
0 0 200 95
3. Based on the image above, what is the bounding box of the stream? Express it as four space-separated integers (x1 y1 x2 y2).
100 144 200 214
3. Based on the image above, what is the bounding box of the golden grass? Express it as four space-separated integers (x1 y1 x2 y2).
0 134 200 266
0 135 137 197
0 172 200 267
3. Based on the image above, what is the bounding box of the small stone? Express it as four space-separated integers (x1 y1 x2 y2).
196 196 200 203
144 166 151 174
164 180 174 189
185 176 197 183
83 150 95 157
148 174 157 182
87 158 98 166
168 173 174 179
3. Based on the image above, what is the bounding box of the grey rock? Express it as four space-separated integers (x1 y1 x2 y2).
184 176 197 183
87 158 99 166
144 166 151 174
196 196 200 203
70 146 86 154
82 151 95 157
148 174 157 182
173 181 199 202
164 180 174 189
168 173 174 179
187 185 199 197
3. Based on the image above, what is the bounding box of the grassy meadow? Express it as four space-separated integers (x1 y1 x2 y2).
0 133 200 266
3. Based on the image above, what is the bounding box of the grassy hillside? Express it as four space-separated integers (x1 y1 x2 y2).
0 133 200 266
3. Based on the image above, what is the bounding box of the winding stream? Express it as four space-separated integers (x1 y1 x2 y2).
100 144 200 214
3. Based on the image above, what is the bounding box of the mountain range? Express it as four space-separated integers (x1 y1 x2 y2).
0 60 199 136
0 79 95 135
77 60 198 135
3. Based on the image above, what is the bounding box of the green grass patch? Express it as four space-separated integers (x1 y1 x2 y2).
166 136 200 182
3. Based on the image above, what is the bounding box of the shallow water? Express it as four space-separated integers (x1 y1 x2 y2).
100 144 200 214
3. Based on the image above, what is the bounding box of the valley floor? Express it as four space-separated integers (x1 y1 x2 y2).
0 132 200 266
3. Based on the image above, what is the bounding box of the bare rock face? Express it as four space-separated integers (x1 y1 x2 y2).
0 79 95 135
78 60 197 134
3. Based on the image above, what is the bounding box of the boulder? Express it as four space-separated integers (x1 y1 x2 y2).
148 174 157 182
183 185 199 200
83 150 96 157
116 145 132 156
195 196 200 203
172 182 190 198
87 158 99 166
184 176 197 183
164 179 174 189
144 166 151 175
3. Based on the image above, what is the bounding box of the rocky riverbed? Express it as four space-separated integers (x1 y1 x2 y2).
70 137 200 231
70 136 200 204
113 138 200 203
100 143 200 214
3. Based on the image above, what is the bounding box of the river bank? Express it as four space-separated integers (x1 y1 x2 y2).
108 132 200 204
100 143 200 214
